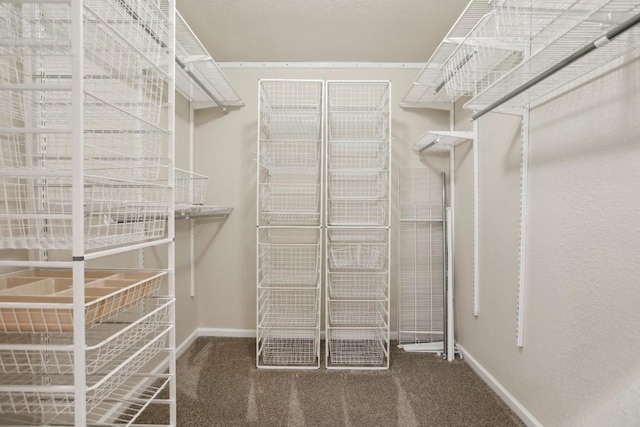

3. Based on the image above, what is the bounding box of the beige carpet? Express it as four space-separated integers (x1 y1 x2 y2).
136 337 524 426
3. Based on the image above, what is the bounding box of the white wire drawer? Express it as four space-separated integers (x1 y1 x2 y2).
260 140 322 174
328 242 387 270
328 199 387 226
258 228 321 287
260 183 320 213
328 272 388 300
257 327 319 367
174 168 208 207
328 300 388 328
0 296 173 376
328 170 388 200
328 228 388 243
328 111 389 142
0 271 164 333
327 328 388 367
328 141 388 171
258 288 319 329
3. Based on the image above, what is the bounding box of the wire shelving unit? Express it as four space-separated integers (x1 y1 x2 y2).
256 80 323 368
325 81 391 369
0 0 177 423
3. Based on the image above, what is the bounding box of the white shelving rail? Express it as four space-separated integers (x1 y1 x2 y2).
256 80 323 368
325 81 391 370
0 0 176 424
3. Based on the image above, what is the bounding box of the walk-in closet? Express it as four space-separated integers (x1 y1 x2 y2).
1 0 639 425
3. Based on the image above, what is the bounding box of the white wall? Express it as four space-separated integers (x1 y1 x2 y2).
192 67 449 334
453 52 640 426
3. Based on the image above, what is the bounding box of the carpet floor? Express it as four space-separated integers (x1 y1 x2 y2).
136 337 524 427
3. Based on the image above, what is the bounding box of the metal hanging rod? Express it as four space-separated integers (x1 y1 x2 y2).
472 12 640 121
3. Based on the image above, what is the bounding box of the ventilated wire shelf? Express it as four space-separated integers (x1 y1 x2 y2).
328 243 387 270
0 297 171 377
327 328 388 366
399 168 444 221
257 327 319 367
328 300 388 327
258 288 319 328
260 140 322 174
328 272 388 300
0 328 170 423
174 168 207 207
328 170 388 200
467 0 640 110
258 228 321 287
0 175 169 250
327 141 388 171
328 199 387 226
0 271 164 333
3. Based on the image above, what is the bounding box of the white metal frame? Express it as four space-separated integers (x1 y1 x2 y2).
325 80 391 370
256 79 324 369
0 0 177 423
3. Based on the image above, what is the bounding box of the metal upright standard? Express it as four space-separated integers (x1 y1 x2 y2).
0 0 176 424
256 80 324 368
397 168 446 354
325 81 391 369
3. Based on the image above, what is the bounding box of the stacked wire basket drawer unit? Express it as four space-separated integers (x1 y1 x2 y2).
257 80 323 368
0 0 176 424
325 81 391 369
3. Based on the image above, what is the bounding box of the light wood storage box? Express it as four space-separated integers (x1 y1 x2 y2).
0 270 165 333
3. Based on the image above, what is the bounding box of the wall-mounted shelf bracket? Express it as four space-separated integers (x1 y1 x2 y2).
413 131 473 153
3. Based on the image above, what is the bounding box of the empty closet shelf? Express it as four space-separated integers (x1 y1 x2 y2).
0 297 173 376
257 328 319 367
327 328 388 367
0 271 165 333
175 205 233 220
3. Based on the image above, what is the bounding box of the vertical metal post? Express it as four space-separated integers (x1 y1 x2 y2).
441 172 448 358
446 207 454 361
70 0 86 424
516 109 530 347
189 102 196 297
473 119 479 316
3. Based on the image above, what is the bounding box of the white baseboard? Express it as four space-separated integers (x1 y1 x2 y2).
176 329 200 358
198 328 256 338
456 343 542 427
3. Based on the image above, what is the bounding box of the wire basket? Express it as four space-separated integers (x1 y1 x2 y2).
327 81 390 112
328 141 388 170
258 288 319 328
258 327 319 367
328 111 389 142
0 297 173 376
329 300 388 327
328 199 387 226
328 228 388 243
328 170 388 199
327 328 388 366
174 168 208 206
260 140 322 174
260 183 320 214
328 272 388 300
0 271 164 333
328 243 387 270
0 176 169 250
258 228 321 287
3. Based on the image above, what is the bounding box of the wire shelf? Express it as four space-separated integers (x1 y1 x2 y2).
328 300 388 327
258 228 321 287
260 140 322 174
328 199 387 226
0 329 170 422
0 271 164 333
258 288 319 328
327 141 388 171
399 168 444 221
328 170 388 200
328 242 387 270
257 327 319 367
174 168 207 207
0 297 172 376
328 228 388 243
328 272 388 300
0 176 169 250
327 328 388 367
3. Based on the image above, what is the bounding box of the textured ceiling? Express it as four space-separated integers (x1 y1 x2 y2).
177 0 471 62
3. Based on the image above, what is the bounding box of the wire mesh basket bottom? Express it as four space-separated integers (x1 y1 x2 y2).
328 328 387 366
175 168 208 206
329 243 387 270
0 297 172 376
258 329 318 366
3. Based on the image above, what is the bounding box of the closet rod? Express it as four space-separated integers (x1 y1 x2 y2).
175 57 229 114
472 12 640 120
